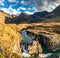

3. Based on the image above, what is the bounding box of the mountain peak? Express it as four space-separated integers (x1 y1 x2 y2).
53 5 60 14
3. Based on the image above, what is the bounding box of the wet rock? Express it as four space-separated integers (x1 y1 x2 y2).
25 29 60 52
22 53 30 58
39 34 60 52
28 40 42 55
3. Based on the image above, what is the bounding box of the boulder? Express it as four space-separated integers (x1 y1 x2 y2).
28 40 42 55
39 34 60 52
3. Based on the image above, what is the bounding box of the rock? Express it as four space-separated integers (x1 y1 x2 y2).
39 34 60 52
28 40 42 55
22 53 30 58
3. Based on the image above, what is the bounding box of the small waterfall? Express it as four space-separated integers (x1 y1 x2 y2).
21 30 32 57
21 43 30 57
21 44 28 53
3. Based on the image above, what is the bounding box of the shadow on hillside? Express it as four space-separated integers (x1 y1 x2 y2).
5 17 30 24
5 17 26 24
5 17 35 24
5 16 44 24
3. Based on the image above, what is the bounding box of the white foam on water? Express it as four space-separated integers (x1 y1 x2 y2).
22 53 30 57
21 45 28 53
39 53 52 58
22 44 30 57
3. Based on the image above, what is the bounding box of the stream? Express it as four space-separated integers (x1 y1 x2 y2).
21 30 52 58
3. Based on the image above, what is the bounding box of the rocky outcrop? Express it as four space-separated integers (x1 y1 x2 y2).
26 30 60 52
39 34 60 52
21 26 60 53
53 5 60 14
28 40 42 55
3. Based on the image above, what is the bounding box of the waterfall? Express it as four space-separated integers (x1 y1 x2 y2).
21 30 32 57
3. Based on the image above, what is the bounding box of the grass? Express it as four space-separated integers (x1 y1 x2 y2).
0 54 5 58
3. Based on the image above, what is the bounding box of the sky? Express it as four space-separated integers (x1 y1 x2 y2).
0 0 60 15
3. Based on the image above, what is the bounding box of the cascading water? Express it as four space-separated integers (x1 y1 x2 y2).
21 30 32 57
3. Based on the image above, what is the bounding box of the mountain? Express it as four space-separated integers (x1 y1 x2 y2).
53 5 60 14
5 5 60 24
17 13 32 23
5 11 49 24
33 11 49 18
43 5 60 22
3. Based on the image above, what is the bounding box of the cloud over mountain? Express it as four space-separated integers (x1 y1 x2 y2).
32 0 60 12
0 0 60 15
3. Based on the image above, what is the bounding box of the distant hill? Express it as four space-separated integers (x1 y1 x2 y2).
33 11 49 18
5 11 50 24
5 5 60 24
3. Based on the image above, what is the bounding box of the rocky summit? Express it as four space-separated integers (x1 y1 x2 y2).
0 5 60 58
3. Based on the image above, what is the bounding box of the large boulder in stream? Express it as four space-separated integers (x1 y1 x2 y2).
28 40 42 55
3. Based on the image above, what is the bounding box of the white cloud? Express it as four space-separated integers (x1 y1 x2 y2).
0 7 35 15
20 0 25 4
0 6 21 15
34 0 60 12
0 2 4 6
8 0 18 2
33 7 39 12
24 11 34 14
27 7 38 13
0 0 4 6
21 0 60 12
17 6 26 11
1 8 10 14
0 0 4 2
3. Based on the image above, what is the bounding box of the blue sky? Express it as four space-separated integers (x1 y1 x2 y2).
0 0 60 15
0 0 37 15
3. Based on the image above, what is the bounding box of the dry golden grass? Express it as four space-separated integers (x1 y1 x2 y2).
27 22 60 35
